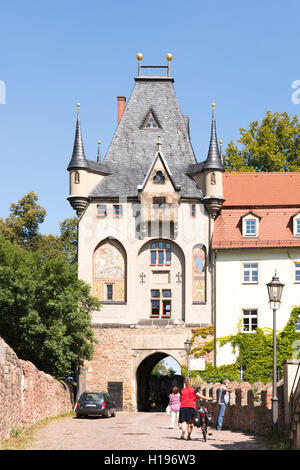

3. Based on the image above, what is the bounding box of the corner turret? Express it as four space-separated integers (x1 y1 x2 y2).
202 104 225 219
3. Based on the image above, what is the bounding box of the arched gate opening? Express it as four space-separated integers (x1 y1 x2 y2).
136 352 183 411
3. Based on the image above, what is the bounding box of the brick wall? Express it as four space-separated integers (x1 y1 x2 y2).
194 379 285 435
0 337 74 442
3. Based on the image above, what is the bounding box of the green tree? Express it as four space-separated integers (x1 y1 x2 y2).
0 192 46 248
224 111 300 172
0 193 78 264
59 217 78 264
152 360 176 376
0 234 100 378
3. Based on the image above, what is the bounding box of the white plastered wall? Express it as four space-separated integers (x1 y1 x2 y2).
215 248 300 366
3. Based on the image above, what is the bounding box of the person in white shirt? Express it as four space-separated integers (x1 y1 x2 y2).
216 379 235 430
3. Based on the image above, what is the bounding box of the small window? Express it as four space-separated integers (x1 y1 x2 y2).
150 250 157 265
74 171 80 184
162 299 171 317
151 289 160 298
150 289 172 318
165 250 171 266
97 205 107 217
295 263 300 283
245 220 256 236
151 300 160 317
242 309 258 333
158 250 164 265
243 263 258 283
107 284 113 300
190 204 196 217
296 220 300 235
113 205 123 218
142 111 159 129
162 289 172 298
153 171 165 184
153 197 166 207
149 241 172 266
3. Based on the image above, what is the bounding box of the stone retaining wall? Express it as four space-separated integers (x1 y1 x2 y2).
193 379 285 435
0 337 74 442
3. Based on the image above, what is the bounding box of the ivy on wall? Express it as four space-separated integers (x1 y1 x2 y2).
185 307 300 384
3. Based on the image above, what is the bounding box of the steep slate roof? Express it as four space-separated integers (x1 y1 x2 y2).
89 76 202 199
212 172 300 249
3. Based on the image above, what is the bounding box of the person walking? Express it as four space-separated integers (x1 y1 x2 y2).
216 379 235 431
168 386 181 429
179 378 212 440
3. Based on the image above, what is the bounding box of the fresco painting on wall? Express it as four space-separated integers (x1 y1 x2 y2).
93 241 125 301
192 245 206 302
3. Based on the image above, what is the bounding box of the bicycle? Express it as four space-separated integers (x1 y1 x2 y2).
193 401 214 442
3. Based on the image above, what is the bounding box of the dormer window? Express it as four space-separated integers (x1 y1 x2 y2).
153 171 165 184
141 109 160 129
242 213 260 238
293 212 300 237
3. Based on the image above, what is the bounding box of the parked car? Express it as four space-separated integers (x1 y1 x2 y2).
76 392 117 418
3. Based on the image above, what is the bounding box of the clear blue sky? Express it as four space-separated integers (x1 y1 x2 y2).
1 0 299 235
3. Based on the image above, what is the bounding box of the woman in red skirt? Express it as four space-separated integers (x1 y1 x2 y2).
179 378 212 440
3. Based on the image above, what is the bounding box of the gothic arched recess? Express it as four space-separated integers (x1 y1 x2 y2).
137 239 186 322
92 238 127 302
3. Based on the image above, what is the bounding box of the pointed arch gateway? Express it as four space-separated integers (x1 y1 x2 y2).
136 352 183 411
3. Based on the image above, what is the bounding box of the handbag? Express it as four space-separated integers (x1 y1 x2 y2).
166 405 171 415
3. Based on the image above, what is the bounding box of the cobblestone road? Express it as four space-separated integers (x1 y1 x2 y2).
25 412 269 451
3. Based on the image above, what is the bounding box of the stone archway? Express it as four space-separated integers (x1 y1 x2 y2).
136 352 183 411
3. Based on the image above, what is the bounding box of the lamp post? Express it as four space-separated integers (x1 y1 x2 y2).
184 338 192 379
266 270 284 431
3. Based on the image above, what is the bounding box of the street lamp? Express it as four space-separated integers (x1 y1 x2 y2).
266 270 284 430
184 338 192 379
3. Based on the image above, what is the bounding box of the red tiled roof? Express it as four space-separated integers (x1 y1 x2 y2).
223 172 300 207
212 173 300 249
212 208 300 248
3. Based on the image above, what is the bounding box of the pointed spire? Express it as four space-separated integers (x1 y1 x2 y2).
97 140 101 162
67 103 88 170
202 103 224 172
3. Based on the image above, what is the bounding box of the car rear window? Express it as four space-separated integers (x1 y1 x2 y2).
81 393 103 401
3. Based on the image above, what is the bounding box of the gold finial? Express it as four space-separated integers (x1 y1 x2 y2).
157 135 162 152
212 103 216 108
219 139 223 145
166 53 173 61
77 103 80 109
97 140 101 162
136 53 143 61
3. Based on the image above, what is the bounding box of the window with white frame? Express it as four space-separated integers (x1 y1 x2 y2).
245 219 256 236
243 263 258 283
242 309 258 332
294 218 300 237
295 262 300 283
242 214 259 238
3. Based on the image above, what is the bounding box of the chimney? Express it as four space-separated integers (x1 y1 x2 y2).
117 96 126 125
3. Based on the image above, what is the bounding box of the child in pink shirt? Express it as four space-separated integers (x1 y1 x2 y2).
168 386 181 429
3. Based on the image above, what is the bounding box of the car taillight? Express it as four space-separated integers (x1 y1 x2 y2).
77 401 80 407
102 402 107 408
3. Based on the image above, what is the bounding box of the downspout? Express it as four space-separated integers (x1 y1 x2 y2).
209 213 217 369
